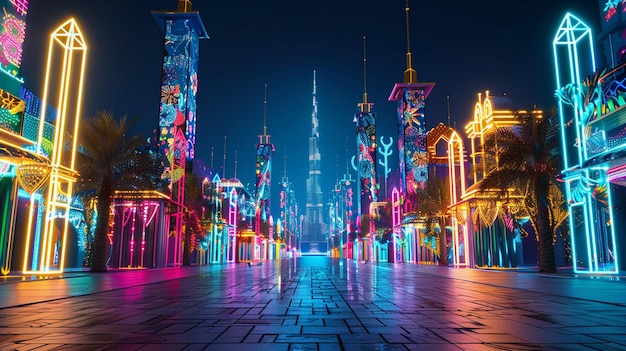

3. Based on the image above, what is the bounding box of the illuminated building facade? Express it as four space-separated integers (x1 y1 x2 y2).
447 92 537 269
111 191 172 268
302 71 326 254
0 0 93 274
152 0 208 266
0 0 35 275
553 9 624 274
0 0 27 90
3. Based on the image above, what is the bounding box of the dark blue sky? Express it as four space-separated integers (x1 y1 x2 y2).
20 1 601 210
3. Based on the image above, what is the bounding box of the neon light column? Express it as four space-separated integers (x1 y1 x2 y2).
152 1 208 266
0 0 28 90
553 13 619 274
23 18 85 274
228 187 237 262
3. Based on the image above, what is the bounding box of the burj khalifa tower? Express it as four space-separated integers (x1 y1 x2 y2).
302 70 326 254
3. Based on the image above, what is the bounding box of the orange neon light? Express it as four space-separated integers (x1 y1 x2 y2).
23 18 86 274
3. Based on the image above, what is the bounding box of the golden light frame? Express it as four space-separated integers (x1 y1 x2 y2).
22 18 86 274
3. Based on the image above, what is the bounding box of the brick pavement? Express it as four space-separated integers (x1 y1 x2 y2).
0 257 625 350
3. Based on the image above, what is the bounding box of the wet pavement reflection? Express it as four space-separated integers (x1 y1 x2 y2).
0 256 624 350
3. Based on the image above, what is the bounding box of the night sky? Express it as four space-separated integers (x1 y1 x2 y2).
19 1 601 212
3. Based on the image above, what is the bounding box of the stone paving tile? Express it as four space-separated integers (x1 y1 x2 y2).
1 257 626 350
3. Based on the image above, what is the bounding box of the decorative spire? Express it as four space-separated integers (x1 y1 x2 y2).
177 0 192 12
259 84 271 144
234 150 238 179
263 84 267 136
336 154 340 184
359 36 373 113
312 70 319 138
447 95 451 127
404 0 417 84
222 135 227 177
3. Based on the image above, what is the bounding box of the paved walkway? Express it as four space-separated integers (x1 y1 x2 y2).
0 257 625 350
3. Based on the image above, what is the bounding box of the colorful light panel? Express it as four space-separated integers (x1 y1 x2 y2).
255 143 273 226
0 87 24 135
355 111 377 216
398 88 428 207
0 0 28 78
157 16 201 181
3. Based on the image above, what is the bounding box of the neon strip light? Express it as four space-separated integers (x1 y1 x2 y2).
553 13 596 170
228 187 237 262
448 131 469 267
554 13 619 274
23 18 85 274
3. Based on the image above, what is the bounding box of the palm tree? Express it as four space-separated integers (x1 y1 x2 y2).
76 111 155 272
479 108 563 272
419 177 450 265
182 171 204 265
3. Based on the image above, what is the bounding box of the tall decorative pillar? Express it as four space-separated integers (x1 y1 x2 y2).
152 0 208 266
255 85 274 247
23 18 86 274
387 1 435 262
355 36 377 261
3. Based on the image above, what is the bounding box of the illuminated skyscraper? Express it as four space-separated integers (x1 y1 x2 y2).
302 71 326 254
152 0 208 266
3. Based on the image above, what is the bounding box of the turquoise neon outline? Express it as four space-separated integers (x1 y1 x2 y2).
554 13 619 274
